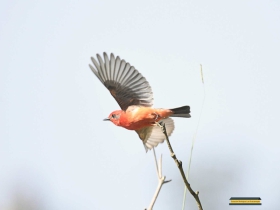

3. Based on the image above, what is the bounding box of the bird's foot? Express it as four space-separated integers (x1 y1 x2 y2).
152 112 160 121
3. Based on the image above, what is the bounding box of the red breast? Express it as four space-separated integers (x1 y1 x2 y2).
118 107 173 130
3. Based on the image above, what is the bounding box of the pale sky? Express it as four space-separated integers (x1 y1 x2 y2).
1 0 280 209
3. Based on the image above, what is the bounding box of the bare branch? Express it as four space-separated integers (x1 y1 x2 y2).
146 149 171 210
157 122 203 210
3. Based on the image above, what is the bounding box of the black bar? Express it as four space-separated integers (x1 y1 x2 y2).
229 197 261 200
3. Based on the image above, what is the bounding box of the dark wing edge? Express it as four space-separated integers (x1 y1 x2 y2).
89 52 153 110
135 118 175 152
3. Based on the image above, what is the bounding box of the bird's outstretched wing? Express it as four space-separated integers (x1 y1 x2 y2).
89 53 153 110
135 118 174 152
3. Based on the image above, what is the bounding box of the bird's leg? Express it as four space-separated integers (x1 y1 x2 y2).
155 121 162 127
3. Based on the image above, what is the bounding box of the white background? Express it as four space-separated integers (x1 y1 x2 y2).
1 0 279 209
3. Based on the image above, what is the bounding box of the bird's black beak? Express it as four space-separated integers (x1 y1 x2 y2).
103 118 110 121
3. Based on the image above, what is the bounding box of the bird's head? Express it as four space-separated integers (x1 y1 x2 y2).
103 110 122 126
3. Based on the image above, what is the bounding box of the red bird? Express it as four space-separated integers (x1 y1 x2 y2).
89 53 191 151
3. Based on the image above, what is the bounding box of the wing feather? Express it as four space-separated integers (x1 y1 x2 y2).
113 56 121 81
97 54 107 81
104 53 110 80
117 61 128 83
109 53 115 81
90 53 153 110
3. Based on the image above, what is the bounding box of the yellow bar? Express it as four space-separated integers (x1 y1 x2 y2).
230 200 261 203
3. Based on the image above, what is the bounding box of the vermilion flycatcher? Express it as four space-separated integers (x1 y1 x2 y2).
89 53 191 151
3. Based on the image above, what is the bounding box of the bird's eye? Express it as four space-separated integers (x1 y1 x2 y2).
112 114 116 118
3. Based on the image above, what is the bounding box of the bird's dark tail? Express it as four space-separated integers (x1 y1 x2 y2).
170 105 191 118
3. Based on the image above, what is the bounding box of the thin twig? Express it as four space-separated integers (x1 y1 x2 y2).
146 149 171 210
183 64 206 209
188 64 205 178
157 122 203 210
153 148 159 176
